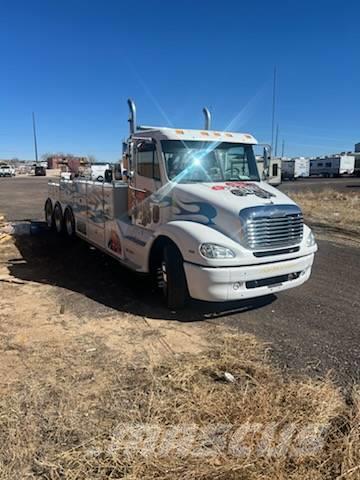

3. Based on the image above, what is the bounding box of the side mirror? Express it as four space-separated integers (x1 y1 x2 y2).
104 169 113 183
262 145 271 180
114 164 122 180
137 139 156 152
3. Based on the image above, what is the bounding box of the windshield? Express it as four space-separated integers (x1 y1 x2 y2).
161 140 259 183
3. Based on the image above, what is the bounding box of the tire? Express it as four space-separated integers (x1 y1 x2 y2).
44 198 53 229
64 207 76 238
53 203 64 235
161 243 188 310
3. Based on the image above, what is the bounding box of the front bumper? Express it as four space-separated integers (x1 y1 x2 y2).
184 253 315 302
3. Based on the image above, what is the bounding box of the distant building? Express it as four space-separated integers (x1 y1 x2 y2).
46 155 89 174
47 155 63 169
355 143 360 153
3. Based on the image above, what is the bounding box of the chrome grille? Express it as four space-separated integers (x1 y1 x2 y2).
240 204 304 250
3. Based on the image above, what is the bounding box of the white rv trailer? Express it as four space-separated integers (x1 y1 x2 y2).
44 100 317 309
256 156 281 186
310 155 355 177
282 158 310 180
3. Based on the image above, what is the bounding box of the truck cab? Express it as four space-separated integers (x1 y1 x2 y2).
45 100 317 309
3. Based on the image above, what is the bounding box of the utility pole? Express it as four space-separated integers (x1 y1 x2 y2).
271 66 277 153
281 139 285 158
275 123 279 157
32 112 38 164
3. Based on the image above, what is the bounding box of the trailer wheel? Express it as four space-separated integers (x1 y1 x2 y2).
53 203 64 235
161 243 188 310
44 199 54 229
64 207 76 238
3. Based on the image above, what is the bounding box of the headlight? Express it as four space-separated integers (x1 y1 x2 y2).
200 243 235 259
306 230 316 247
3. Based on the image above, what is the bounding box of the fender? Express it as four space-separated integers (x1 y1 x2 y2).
148 220 245 268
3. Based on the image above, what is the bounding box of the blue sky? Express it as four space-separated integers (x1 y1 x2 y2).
0 0 359 161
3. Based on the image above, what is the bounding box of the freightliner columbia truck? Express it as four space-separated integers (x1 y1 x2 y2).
45 100 317 309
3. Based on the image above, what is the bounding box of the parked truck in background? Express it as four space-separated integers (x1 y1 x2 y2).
44 100 317 309
0 165 15 177
91 163 110 182
35 165 47 176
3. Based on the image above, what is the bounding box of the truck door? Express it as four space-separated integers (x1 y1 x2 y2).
130 140 162 228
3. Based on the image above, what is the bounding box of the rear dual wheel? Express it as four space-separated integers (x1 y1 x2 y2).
45 200 75 238
53 203 64 234
45 198 54 228
64 208 76 238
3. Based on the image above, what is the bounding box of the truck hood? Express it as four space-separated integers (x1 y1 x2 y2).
168 181 299 241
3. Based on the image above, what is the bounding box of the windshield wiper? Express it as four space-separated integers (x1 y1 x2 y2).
226 177 256 182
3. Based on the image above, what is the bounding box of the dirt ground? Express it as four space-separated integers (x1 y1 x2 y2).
0 234 212 392
0 176 360 387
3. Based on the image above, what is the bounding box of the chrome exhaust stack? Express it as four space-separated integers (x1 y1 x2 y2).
203 107 211 130
127 99 137 135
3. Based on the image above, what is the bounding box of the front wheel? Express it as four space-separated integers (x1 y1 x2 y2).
161 244 188 310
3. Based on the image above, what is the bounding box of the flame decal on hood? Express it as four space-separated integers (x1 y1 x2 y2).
173 199 217 225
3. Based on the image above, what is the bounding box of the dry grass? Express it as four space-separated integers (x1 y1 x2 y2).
288 189 360 236
0 331 359 479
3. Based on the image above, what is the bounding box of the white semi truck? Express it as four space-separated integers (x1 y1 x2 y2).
44 100 317 309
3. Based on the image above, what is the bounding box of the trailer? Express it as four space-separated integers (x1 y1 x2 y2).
310 155 355 177
256 156 281 186
281 158 309 180
44 100 317 309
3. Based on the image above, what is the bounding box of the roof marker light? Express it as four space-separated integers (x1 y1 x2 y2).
175 129 185 134
213 132 221 137
200 131 209 136
225 133 233 137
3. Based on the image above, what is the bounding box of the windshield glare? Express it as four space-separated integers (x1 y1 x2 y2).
161 140 259 183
